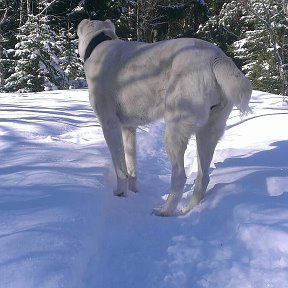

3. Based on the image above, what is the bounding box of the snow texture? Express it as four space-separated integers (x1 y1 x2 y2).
0 90 288 288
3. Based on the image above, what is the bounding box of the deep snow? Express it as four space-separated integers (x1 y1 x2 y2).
0 90 287 288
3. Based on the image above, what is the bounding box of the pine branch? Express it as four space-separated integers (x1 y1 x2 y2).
239 0 270 27
220 25 239 40
36 0 58 17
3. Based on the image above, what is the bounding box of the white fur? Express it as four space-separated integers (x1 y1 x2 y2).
77 19 252 216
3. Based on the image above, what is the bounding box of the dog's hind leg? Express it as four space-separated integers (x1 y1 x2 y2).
153 121 190 216
185 102 233 211
122 126 138 192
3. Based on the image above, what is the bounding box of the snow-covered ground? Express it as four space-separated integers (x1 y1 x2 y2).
0 90 287 288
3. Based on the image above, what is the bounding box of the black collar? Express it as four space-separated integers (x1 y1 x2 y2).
84 32 112 62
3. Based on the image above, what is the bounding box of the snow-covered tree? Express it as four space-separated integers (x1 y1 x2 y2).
57 26 86 89
199 0 288 97
5 15 66 92
198 1 246 56
234 0 288 96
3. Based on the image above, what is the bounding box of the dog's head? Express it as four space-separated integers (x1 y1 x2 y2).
77 19 117 60
77 19 116 38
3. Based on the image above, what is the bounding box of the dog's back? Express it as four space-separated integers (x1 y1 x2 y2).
86 37 248 127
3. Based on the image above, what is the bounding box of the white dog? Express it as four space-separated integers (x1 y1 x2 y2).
77 19 252 216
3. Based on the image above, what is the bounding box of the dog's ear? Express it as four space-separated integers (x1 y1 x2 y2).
77 18 89 36
104 19 116 32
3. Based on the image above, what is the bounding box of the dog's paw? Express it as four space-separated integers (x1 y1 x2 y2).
180 194 204 214
152 207 173 217
152 193 181 216
113 189 127 197
128 176 138 192
114 177 128 197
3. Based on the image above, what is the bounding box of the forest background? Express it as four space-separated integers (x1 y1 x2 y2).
0 0 287 97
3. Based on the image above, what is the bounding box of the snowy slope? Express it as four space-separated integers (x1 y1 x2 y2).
0 90 287 288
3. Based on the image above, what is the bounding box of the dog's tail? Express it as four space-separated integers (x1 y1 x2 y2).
213 55 252 115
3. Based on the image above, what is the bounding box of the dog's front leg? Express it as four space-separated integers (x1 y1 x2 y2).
122 126 138 192
101 118 129 197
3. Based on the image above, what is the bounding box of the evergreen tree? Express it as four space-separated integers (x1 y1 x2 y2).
197 0 245 54
57 26 86 88
5 15 66 92
199 0 288 96
233 0 288 95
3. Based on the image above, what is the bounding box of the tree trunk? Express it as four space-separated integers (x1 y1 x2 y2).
0 34 4 90
19 0 24 26
283 0 288 16
136 0 142 41
0 0 8 90
27 0 31 16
